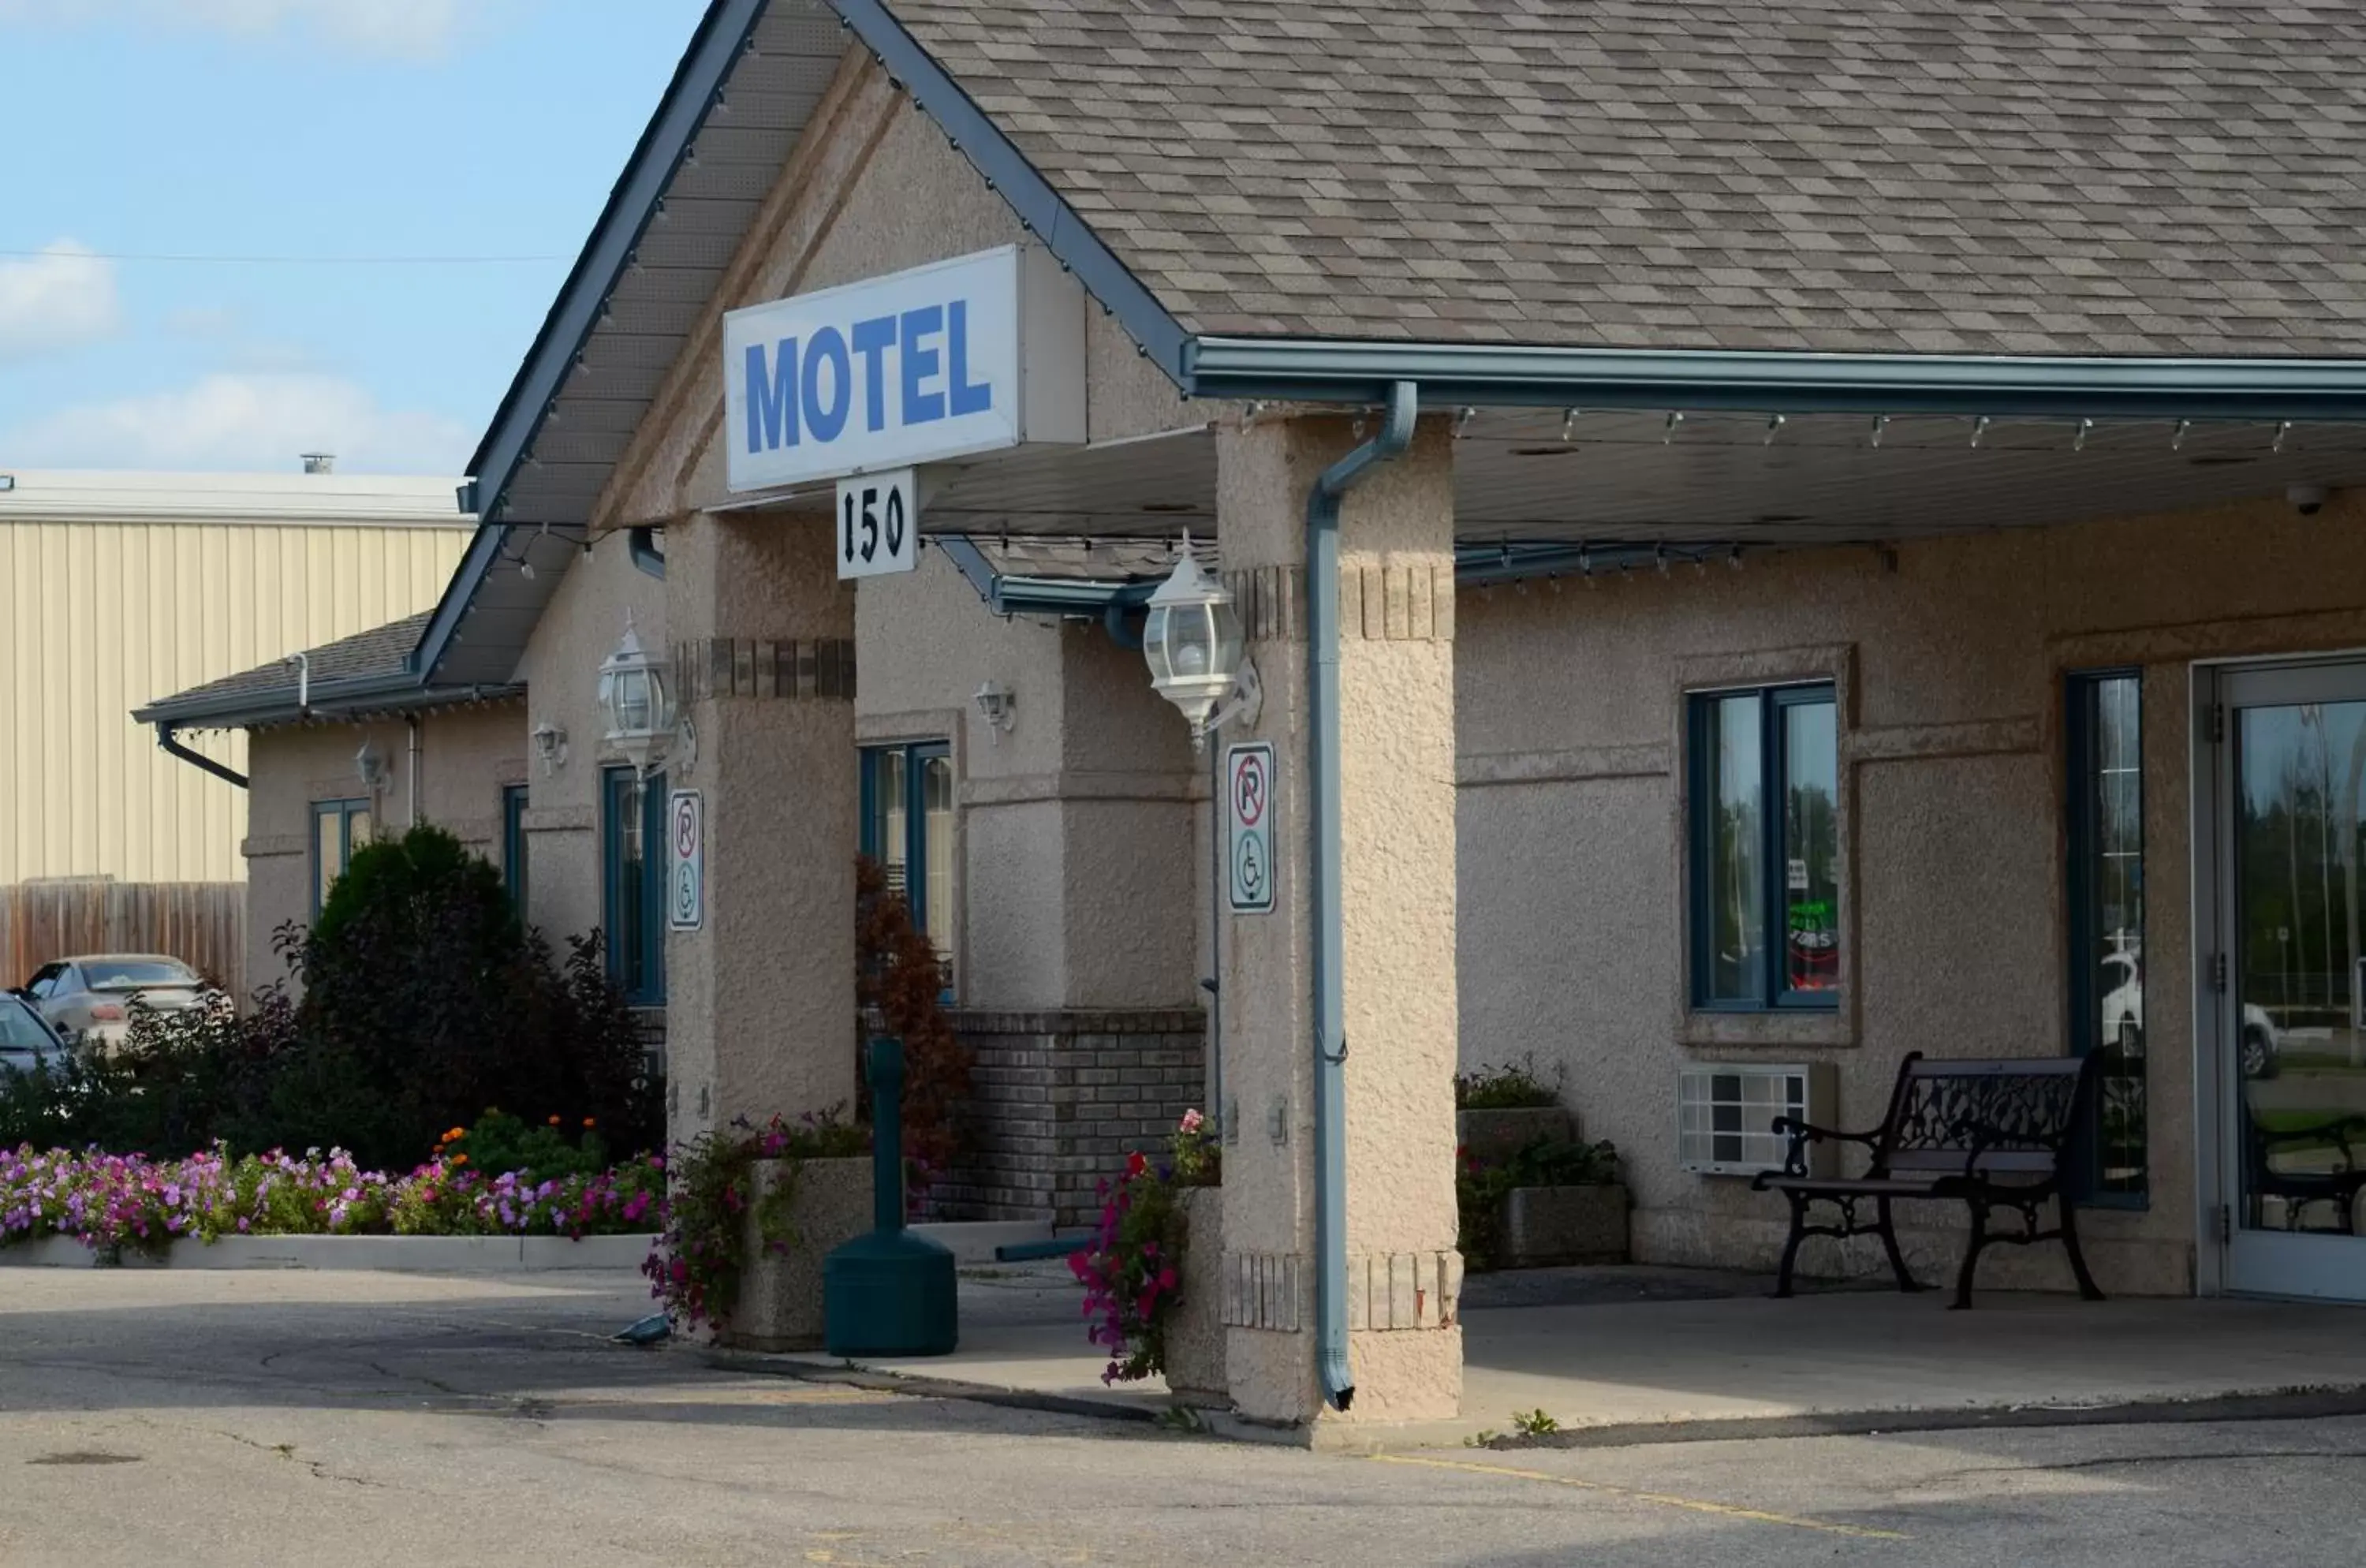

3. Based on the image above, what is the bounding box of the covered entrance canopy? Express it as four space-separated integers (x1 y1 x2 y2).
779 398 2366 571
417 0 2366 1428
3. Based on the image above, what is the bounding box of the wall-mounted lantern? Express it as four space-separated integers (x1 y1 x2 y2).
973 679 1016 744
597 614 675 781
1144 537 1257 751
354 738 387 796
531 721 569 777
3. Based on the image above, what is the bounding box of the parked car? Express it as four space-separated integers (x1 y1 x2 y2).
0 989 70 1078
17 954 211 1049
2099 948 2280 1079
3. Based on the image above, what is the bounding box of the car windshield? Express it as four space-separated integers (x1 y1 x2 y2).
83 960 197 991
0 999 57 1053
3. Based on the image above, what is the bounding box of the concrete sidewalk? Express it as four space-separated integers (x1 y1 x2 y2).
791 1264 2366 1449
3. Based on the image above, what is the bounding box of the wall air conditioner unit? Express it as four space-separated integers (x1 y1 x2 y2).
1677 1061 1838 1178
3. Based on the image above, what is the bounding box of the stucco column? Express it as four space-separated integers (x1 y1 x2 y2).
664 510 857 1141
1215 413 1462 1427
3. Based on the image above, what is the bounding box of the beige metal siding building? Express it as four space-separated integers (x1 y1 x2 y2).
0 469 472 884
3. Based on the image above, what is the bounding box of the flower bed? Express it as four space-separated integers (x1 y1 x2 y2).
1069 1109 1218 1385
0 1142 665 1259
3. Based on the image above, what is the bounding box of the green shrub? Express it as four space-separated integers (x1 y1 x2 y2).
1455 1136 1620 1272
277 824 658 1170
3 824 659 1168
443 1109 610 1183
1454 1056 1562 1110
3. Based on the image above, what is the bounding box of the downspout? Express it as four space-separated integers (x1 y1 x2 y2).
1306 379 1419 1413
1203 738 1222 1137
629 525 667 580
155 722 248 790
406 715 422 828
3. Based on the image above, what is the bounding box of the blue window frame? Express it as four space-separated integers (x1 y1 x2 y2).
1687 684 1840 1011
603 767 667 1006
861 741 954 992
2067 669 2148 1206
502 785 530 917
311 797 375 915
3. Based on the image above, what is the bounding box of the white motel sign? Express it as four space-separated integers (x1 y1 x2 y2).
722 245 1085 495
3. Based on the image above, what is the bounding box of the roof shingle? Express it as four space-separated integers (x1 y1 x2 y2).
143 614 427 719
888 0 2366 356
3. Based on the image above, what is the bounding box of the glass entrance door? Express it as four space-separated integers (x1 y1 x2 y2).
2210 663 2366 1300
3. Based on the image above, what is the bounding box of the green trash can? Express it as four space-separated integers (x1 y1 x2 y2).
823 1036 957 1357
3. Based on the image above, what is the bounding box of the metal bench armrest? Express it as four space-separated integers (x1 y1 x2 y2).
1759 1116 1881 1184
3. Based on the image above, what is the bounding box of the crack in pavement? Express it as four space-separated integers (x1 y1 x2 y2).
123 1415 404 1493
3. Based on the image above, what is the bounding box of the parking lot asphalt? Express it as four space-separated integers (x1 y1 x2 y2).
3 1267 2363 1567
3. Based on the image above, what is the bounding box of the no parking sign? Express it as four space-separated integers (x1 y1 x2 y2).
1225 743 1275 915
668 790 703 931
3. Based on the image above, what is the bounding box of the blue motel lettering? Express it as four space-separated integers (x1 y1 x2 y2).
745 298 994 456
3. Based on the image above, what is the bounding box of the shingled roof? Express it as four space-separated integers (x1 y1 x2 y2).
887 0 2366 357
139 612 525 730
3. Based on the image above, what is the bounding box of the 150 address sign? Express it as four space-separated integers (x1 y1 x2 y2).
835 468 919 580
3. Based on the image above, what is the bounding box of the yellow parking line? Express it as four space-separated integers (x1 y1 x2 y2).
1368 1453 1909 1541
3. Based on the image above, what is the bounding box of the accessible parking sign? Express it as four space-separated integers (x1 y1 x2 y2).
1225 742 1275 916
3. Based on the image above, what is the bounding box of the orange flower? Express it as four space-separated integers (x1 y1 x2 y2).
582 1118 596 1130
450 1153 468 1167
547 1115 562 1126
444 1127 467 1143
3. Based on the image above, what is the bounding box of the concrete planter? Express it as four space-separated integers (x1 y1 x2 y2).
1500 1183 1629 1267
1164 1185 1226 1407
720 1155 874 1353
1456 1105 1577 1164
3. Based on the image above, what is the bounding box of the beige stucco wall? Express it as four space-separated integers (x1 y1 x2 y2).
581 43 1208 1019
1457 489 2366 1295
513 530 669 952
854 549 1206 1011
239 702 526 992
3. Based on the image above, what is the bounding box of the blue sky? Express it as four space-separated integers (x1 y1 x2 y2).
0 0 711 475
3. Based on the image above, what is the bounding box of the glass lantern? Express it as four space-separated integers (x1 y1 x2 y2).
597 615 674 780
1143 541 1243 750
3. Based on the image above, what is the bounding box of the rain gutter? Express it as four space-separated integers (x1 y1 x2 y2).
1306 379 1419 1413
1183 338 2366 420
935 534 1158 636
155 724 248 791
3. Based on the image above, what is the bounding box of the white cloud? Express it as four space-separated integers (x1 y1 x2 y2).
0 0 494 60
2 371 474 474
0 241 121 364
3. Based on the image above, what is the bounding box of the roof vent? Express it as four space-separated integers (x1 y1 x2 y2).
300 453 336 475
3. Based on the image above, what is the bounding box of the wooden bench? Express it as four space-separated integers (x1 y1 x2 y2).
1750 1052 2105 1309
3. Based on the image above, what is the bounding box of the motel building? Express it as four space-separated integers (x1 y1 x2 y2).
141 2 2366 1429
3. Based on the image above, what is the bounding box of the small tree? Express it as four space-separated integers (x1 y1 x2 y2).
856 856 969 1189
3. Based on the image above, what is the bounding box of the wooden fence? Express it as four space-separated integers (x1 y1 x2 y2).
0 881 245 995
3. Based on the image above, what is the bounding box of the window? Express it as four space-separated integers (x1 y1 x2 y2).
312 798 374 914
2068 670 2146 1202
603 767 667 1006
861 741 955 991
1688 684 1839 1010
502 785 531 916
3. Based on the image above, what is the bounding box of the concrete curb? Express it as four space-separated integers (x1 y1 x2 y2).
703 1346 2366 1454
703 1346 1167 1428
1480 1382 2366 1451
0 1233 656 1272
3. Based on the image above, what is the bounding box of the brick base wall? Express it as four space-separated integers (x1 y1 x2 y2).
926 1008 1207 1226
